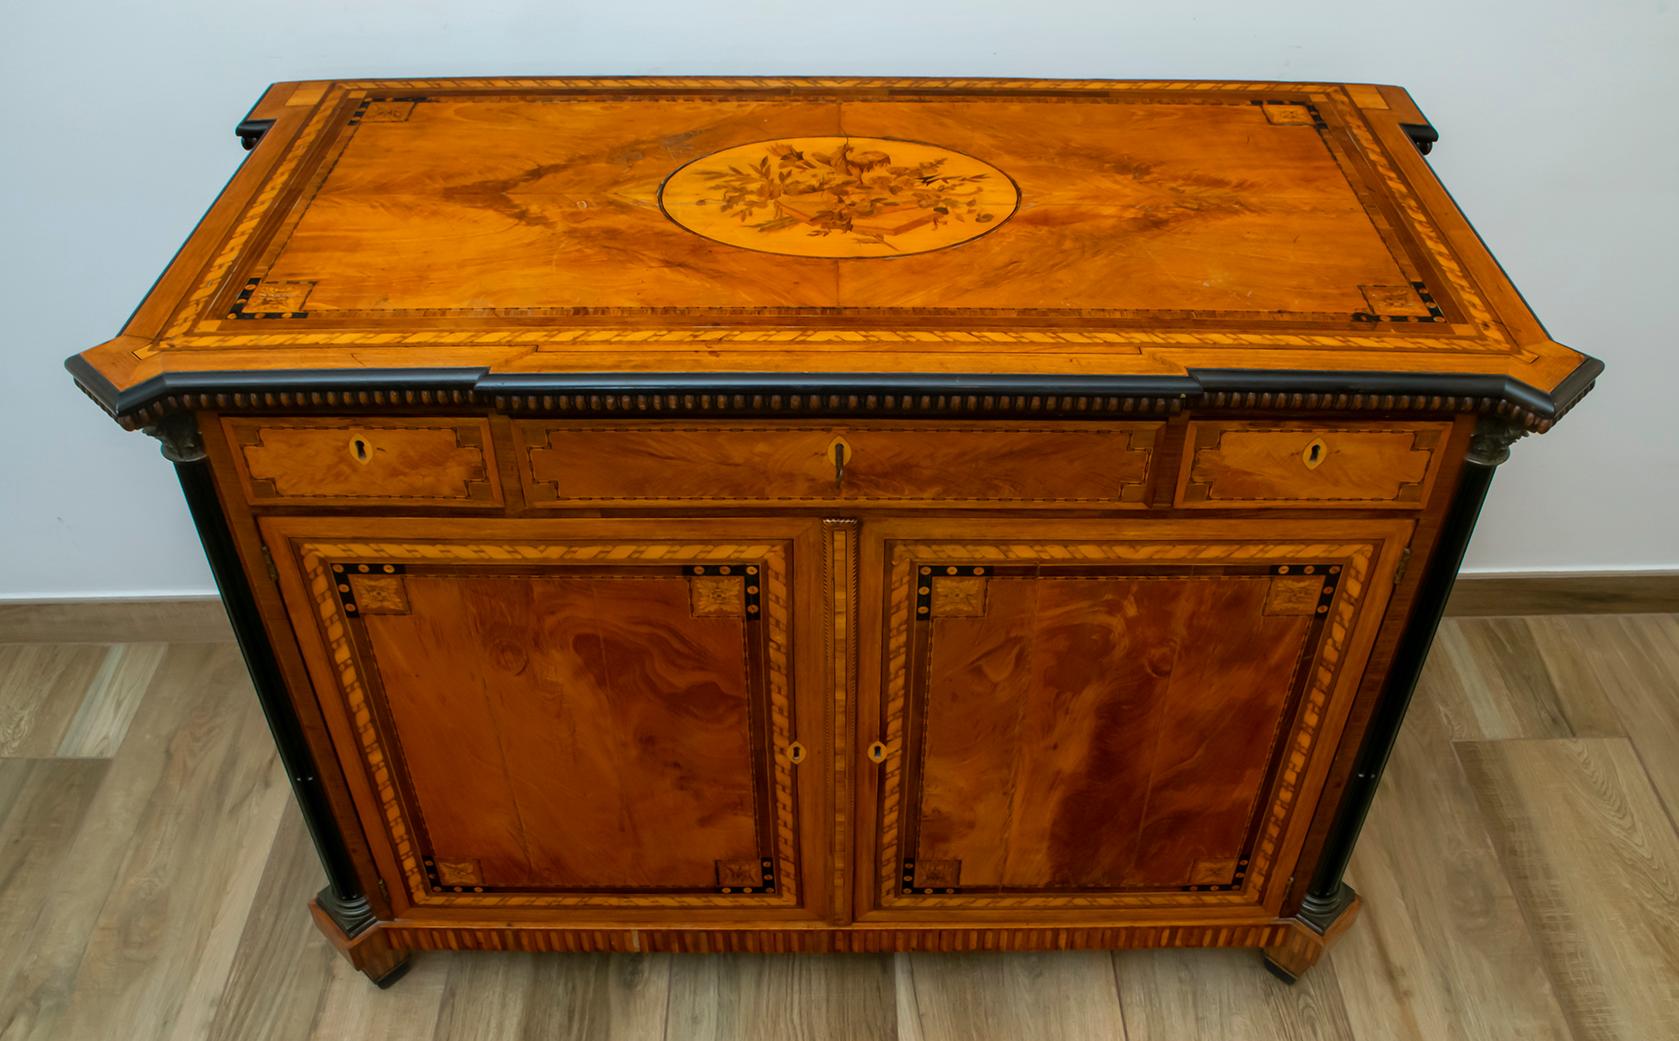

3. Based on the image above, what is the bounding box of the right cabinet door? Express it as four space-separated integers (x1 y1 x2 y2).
858 518 1411 919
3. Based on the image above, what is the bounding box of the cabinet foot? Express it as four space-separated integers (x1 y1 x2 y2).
1261 885 1362 983
308 895 412 987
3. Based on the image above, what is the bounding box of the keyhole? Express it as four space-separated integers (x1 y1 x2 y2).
826 436 851 489
1302 438 1328 470
867 741 888 763
787 742 806 764
349 435 372 464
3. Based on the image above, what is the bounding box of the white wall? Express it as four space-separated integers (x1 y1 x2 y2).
3 1 1674 598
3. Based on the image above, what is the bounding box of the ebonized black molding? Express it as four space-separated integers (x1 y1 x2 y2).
236 118 275 151
234 87 280 151
1400 122 1438 155
65 355 1604 427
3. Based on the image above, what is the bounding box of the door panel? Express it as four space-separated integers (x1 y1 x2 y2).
262 518 821 915
862 520 1408 916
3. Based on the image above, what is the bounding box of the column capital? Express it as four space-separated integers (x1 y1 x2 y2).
142 412 205 464
1467 416 1527 468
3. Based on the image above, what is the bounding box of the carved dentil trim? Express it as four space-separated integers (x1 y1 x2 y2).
110 383 1591 434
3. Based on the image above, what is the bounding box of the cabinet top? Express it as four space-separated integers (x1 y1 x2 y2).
70 77 1598 430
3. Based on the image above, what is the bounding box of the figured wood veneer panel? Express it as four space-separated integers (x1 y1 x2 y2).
258 94 1407 318
359 573 760 891
1178 422 1447 508
224 417 500 506
517 423 1155 506
869 525 1400 914
915 575 1312 891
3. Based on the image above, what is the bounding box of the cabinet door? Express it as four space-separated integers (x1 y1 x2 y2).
858 518 1409 918
262 517 825 917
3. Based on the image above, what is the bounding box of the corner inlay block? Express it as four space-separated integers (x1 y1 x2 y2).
71 77 1597 985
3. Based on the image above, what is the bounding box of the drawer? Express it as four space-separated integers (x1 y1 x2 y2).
222 417 502 507
513 422 1158 507
1176 421 1449 508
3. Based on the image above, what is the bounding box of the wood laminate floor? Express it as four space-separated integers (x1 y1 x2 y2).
1 610 1676 1040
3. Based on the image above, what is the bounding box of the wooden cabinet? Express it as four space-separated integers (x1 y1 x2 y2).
69 77 1598 986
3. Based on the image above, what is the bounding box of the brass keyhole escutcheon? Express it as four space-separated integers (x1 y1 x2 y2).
1302 437 1329 470
787 742 806 765
867 741 888 763
349 434 373 465
826 436 852 489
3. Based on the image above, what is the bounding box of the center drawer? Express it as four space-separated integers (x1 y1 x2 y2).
512 422 1159 507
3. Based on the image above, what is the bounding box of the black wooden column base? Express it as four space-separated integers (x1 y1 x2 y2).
316 887 379 939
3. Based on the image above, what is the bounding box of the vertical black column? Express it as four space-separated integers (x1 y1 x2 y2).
147 412 377 937
1298 416 1525 928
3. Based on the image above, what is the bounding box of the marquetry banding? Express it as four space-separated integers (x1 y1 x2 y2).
378 921 1297 955
299 539 801 910
878 539 1374 911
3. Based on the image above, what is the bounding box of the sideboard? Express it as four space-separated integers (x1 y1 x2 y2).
68 77 1599 986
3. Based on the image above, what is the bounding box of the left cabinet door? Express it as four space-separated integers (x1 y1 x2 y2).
260 516 828 920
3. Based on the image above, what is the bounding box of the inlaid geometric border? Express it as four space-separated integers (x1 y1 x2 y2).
224 416 500 505
823 519 860 923
380 920 1296 954
873 537 1376 911
515 422 1158 506
293 537 802 909
1178 422 1449 507
142 80 1507 359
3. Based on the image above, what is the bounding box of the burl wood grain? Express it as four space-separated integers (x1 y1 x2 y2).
72 79 1593 407
357 572 763 892
224 417 500 506
263 97 1406 316
517 423 1155 506
1178 421 1448 507
913 574 1317 891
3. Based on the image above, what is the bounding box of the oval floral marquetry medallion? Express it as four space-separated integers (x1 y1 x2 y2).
659 136 1020 259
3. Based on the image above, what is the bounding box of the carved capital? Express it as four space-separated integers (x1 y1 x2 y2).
1466 416 1526 468
142 412 206 463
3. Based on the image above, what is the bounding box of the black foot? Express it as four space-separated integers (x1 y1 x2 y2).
1261 953 1301 985
370 954 414 989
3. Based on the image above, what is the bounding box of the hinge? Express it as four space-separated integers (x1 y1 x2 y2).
1395 546 1413 584
260 544 279 584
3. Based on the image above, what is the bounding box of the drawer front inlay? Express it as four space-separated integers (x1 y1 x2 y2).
515 422 1158 507
1177 422 1449 508
224 418 501 507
